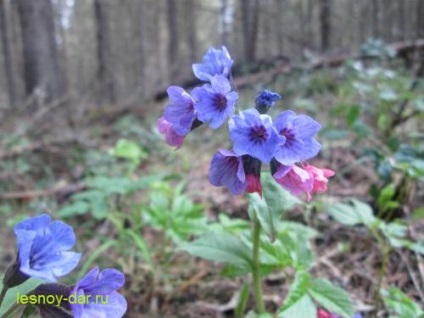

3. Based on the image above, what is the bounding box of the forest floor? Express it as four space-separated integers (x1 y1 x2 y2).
0 60 423 318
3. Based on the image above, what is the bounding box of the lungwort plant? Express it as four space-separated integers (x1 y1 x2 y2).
0 214 127 318
157 46 361 317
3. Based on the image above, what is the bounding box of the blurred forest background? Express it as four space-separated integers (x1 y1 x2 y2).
0 0 423 110
1 1 424 317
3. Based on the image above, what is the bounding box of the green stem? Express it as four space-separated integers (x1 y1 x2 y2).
370 226 390 307
252 215 265 314
0 286 7 308
0 302 20 318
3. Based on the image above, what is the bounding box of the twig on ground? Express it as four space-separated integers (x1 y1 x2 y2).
0 181 85 200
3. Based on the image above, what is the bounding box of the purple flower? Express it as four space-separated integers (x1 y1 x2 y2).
70 267 127 318
157 117 185 148
163 86 196 136
255 89 281 114
13 214 81 282
229 109 284 163
209 150 262 195
192 75 238 129
192 46 233 81
209 149 245 195
273 110 322 165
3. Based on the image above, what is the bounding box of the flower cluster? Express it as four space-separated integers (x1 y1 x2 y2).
158 46 334 201
3 214 127 318
157 46 238 148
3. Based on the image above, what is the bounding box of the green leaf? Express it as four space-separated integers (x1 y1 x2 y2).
56 201 90 218
248 174 300 239
248 193 275 238
326 199 376 227
21 305 36 318
125 230 152 263
382 287 423 318
279 270 311 314
0 278 44 317
279 294 316 318
308 279 355 318
275 231 314 269
180 232 251 269
110 139 147 165
262 173 300 214
85 176 134 195
346 105 360 127
412 207 424 220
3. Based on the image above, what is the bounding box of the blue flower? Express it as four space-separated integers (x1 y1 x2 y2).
70 267 127 318
192 46 233 81
13 214 81 282
209 149 246 195
192 75 238 129
209 150 262 195
229 109 284 163
255 89 281 114
273 110 322 165
163 86 196 136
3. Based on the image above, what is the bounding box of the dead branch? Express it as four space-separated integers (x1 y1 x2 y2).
0 136 82 160
0 181 85 200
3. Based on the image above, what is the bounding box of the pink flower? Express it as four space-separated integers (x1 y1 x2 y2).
318 308 333 318
245 173 262 197
157 117 185 148
303 163 335 194
273 164 313 200
272 162 335 201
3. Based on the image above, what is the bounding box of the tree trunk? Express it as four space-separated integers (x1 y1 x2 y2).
220 0 229 47
185 0 196 62
274 0 286 55
372 0 380 38
16 0 65 106
94 0 116 104
0 0 16 108
241 0 260 62
319 0 331 52
167 0 178 82
397 0 405 40
417 0 424 39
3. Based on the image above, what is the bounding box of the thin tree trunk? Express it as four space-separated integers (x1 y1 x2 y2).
94 0 115 104
220 0 229 47
167 0 178 82
306 0 314 50
319 0 331 52
0 0 16 108
274 0 285 55
372 0 380 38
136 0 146 100
397 0 405 40
417 0 424 39
185 0 196 62
241 0 260 62
16 0 65 106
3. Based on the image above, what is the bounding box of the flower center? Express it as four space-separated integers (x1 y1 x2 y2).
280 128 295 146
249 125 268 144
214 94 227 111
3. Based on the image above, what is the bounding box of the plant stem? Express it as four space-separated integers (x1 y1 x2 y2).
0 286 7 308
370 226 390 307
252 215 265 314
0 302 20 318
